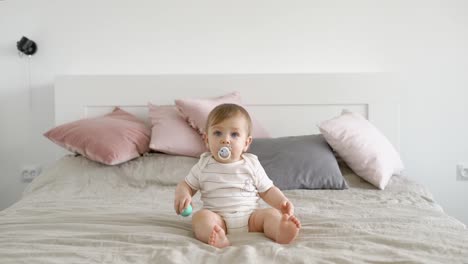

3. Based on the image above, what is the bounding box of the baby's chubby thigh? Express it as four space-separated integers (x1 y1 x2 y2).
248 208 281 232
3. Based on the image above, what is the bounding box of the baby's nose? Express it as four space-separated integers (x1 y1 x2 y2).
221 138 230 144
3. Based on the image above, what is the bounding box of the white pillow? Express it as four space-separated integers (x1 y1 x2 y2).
318 110 404 190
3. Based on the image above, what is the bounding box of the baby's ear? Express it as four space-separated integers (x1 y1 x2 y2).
203 133 209 147
244 136 253 152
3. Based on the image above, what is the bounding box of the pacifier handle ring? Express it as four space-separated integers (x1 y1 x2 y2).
218 146 231 160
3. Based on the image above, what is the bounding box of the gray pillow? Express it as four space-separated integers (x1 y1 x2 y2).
248 134 348 190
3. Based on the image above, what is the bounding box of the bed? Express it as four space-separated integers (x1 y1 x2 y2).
1 74 467 263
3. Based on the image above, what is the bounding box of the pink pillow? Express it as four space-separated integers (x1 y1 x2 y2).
44 107 150 165
148 104 207 157
318 110 404 190
175 91 270 138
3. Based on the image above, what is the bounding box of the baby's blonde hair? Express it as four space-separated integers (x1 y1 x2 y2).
205 104 252 136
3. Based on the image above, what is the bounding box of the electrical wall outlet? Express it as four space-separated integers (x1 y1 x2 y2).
21 166 42 182
456 163 468 181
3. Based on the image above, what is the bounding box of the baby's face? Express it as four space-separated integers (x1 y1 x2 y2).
205 115 252 163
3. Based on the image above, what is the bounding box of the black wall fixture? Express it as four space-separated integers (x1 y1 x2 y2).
17 36 37 56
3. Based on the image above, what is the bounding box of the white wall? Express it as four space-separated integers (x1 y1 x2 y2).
1 0 467 223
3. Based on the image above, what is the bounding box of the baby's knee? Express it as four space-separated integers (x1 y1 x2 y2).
192 209 226 230
192 209 213 221
264 208 281 217
249 208 281 231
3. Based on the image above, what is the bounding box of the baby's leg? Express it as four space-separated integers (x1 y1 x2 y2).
192 209 230 248
248 208 301 244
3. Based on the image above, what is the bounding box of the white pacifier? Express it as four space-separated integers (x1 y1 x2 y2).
218 146 232 160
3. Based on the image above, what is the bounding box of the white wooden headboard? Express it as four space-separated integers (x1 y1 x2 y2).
54 74 401 150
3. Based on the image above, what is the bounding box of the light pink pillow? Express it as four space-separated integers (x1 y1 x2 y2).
175 91 270 138
318 110 404 190
44 107 150 165
148 104 207 157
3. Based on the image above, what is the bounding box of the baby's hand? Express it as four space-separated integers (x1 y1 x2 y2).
280 200 294 216
174 185 192 215
174 196 192 215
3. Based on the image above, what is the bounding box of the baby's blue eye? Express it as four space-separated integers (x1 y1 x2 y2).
214 131 222 137
231 132 240 138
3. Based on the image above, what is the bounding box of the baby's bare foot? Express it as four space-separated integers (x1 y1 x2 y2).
208 225 230 248
276 214 301 244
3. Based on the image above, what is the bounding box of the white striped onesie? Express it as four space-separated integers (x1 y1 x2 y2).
185 152 274 233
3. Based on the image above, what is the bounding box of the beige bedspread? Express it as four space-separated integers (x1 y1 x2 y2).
1 154 467 263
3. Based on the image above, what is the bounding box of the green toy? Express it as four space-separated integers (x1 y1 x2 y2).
181 204 192 217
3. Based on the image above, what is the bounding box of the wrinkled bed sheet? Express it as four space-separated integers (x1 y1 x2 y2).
1 154 467 263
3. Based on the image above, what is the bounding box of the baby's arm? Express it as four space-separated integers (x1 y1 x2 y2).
174 181 197 215
259 186 294 216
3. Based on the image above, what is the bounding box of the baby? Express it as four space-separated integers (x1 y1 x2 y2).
174 103 301 248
